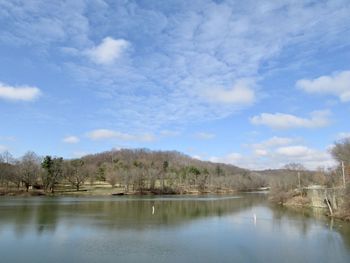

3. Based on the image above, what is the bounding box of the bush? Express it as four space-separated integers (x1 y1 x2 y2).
269 187 294 205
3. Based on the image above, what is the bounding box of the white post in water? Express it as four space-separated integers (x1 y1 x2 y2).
152 205 155 215
342 161 346 188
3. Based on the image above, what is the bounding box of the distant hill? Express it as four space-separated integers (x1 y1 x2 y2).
1 148 321 195
83 148 247 175
81 148 267 192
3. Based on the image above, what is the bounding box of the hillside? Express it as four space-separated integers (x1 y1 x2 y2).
81 148 266 193
1 148 267 195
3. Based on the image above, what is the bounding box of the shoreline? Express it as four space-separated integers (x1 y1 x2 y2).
269 194 350 222
0 188 244 197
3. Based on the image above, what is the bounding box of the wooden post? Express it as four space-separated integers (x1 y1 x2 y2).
330 217 334 230
325 197 333 216
342 161 346 188
298 171 301 190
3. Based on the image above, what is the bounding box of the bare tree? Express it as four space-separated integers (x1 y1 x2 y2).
105 163 118 188
331 138 350 182
19 151 41 192
283 163 305 171
332 138 350 163
0 151 15 164
63 159 88 191
0 161 18 188
1 147 273 195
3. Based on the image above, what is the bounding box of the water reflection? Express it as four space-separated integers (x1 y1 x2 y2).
0 194 349 263
0 195 263 234
269 204 350 249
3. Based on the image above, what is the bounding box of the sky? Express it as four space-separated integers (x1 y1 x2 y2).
0 0 350 170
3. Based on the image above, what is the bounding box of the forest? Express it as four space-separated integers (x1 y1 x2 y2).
0 138 349 201
0 148 265 195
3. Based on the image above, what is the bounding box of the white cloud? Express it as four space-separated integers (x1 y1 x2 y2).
195 132 215 140
3 0 346 129
254 149 268 156
253 136 296 149
86 129 155 142
208 135 336 170
250 110 330 129
2 1 350 130
209 144 335 170
203 79 255 105
87 129 131 140
192 155 202 160
275 145 312 157
296 70 350 102
337 132 350 140
72 151 89 158
85 37 129 65
210 152 242 164
273 145 335 169
62 136 80 144
0 82 41 101
251 136 298 158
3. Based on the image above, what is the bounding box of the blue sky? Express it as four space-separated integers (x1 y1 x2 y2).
0 0 350 170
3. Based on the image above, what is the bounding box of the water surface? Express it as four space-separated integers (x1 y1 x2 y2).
0 194 349 263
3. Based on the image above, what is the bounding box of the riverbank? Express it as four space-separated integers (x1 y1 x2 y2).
0 185 239 197
268 188 350 222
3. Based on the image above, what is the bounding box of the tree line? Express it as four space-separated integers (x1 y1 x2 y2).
0 148 266 194
267 138 350 216
2 138 348 196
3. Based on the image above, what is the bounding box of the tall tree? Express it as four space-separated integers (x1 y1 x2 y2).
63 159 87 191
161 160 169 190
20 151 41 192
0 162 18 188
331 138 350 164
41 156 63 193
105 163 118 188
0 150 14 164
331 138 350 185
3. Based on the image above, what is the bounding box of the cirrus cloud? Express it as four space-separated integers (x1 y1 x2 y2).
2 0 348 129
87 129 155 142
203 79 256 105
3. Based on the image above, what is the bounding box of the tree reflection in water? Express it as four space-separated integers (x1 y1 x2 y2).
0 194 349 261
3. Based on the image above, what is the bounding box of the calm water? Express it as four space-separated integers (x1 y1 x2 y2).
0 194 349 263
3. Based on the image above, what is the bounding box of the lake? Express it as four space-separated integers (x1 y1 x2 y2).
0 193 349 263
